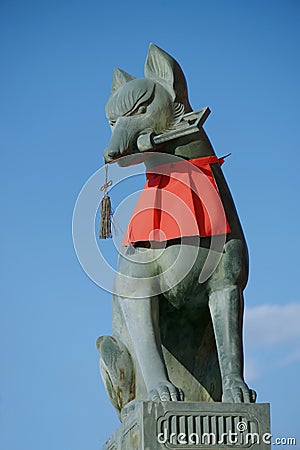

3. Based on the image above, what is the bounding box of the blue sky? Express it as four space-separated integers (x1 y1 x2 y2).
1 1 300 449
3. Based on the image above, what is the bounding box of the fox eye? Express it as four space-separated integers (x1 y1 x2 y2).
137 105 147 114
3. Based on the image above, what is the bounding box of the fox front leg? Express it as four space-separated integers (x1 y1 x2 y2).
209 286 256 403
119 295 184 402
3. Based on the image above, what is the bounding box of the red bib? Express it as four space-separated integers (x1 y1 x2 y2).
122 155 231 246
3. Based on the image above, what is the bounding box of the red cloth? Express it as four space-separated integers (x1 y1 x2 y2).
122 155 231 246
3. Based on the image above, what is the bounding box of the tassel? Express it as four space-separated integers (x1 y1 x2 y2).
99 165 113 239
99 194 112 239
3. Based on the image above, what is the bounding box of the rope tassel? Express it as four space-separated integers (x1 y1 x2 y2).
99 165 113 239
100 194 112 238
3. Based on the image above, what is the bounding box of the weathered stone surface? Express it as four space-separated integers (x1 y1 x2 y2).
103 401 271 450
98 44 257 418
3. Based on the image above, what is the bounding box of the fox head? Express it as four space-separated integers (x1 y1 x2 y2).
104 44 192 164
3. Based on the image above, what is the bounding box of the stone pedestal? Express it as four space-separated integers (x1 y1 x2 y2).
104 401 271 450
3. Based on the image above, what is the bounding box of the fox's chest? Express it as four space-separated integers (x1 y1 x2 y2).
153 243 210 309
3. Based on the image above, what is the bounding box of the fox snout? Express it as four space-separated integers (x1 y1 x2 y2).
103 147 117 163
103 117 142 163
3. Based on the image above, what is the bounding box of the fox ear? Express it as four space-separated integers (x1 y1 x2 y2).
144 43 192 112
111 68 135 93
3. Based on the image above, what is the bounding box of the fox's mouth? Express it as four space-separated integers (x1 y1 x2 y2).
104 144 132 163
104 135 143 163
104 152 123 164
104 147 147 169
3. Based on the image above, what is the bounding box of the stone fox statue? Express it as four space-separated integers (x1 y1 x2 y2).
97 44 256 417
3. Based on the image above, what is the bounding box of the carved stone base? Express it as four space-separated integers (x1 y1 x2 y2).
103 401 271 450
